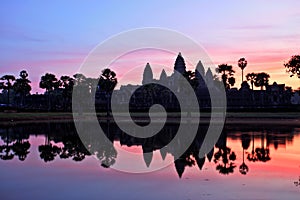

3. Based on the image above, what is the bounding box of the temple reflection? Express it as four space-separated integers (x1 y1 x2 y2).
0 121 299 178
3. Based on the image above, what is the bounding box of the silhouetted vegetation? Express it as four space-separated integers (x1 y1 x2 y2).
216 64 235 90
246 73 256 90
0 53 299 111
254 72 270 90
13 70 31 108
285 55 300 78
0 75 15 105
0 122 297 178
238 58 247 83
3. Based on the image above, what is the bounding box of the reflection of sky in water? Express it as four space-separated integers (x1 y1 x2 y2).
0 127 300 199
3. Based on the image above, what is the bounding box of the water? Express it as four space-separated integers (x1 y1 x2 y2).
0 121 300 200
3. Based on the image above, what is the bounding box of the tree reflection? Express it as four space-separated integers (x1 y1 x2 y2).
255 133 271 162
12 140 30 161
60 135 91 162
99 120 117 168
0 122 294 178
214 147 236 175
0 128 14 160
239 134 250 175
175 154 195 178
89 120 118 168
247 132 258 162
174 148 207 178
294 176 300 187
38 134 61 162
97 144 117 168
214 132 236 175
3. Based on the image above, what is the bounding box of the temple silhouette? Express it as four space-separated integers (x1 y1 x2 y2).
102 52 299 111
0 121 298 178
0 52 299 111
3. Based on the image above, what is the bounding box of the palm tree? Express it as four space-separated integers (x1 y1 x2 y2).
60 76 74 111
183 70 199 89
216 64 235 89
98 68 117 117
246 72 257 90
13 70 31 108
39 73 61 110
284 55 300 78
254 72 270 90
228 77 236 87
238 58 247 82
72 73 89 115
0 75 15 105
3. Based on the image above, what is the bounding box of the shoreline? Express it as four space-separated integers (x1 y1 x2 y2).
0 112 299 126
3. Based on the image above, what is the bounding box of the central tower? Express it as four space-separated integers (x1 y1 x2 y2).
174 52 186 74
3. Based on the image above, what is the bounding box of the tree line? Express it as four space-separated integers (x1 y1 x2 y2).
216 55 299 91
0 55 299 107
0 68 117 110
216 58 271 90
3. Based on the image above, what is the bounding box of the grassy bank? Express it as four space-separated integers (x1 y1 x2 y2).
0 111 299 123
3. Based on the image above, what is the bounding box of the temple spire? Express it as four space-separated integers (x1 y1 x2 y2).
142 63 153 85
174 52 186 74
195 60 206 88
159 69 167 83
195 60 205 78
205 67 214 88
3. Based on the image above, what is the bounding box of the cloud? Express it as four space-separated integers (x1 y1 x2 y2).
0 26 47 43
228 24 274 30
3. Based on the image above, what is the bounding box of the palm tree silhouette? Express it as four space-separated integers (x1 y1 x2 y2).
254 72 270 90
60 76 74 111
216 64 235 89
238 58 247 83
246 73 257 90
98 68 117 117
0 75 16 106
13 70 31 108
39 73 61 110
284 55 300 78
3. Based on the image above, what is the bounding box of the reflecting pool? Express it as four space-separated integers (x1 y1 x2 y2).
0 121 300 199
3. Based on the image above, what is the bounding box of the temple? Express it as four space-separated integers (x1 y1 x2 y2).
109 52 298 110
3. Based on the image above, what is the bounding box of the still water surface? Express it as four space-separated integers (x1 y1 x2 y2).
0 121 300 200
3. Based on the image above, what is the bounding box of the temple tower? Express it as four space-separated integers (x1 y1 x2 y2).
174 52 186 74
142 63 153 85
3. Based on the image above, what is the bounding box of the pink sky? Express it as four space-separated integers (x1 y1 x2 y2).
0 1 299 93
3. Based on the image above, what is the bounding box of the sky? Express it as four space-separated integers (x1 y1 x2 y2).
0 0 300 93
